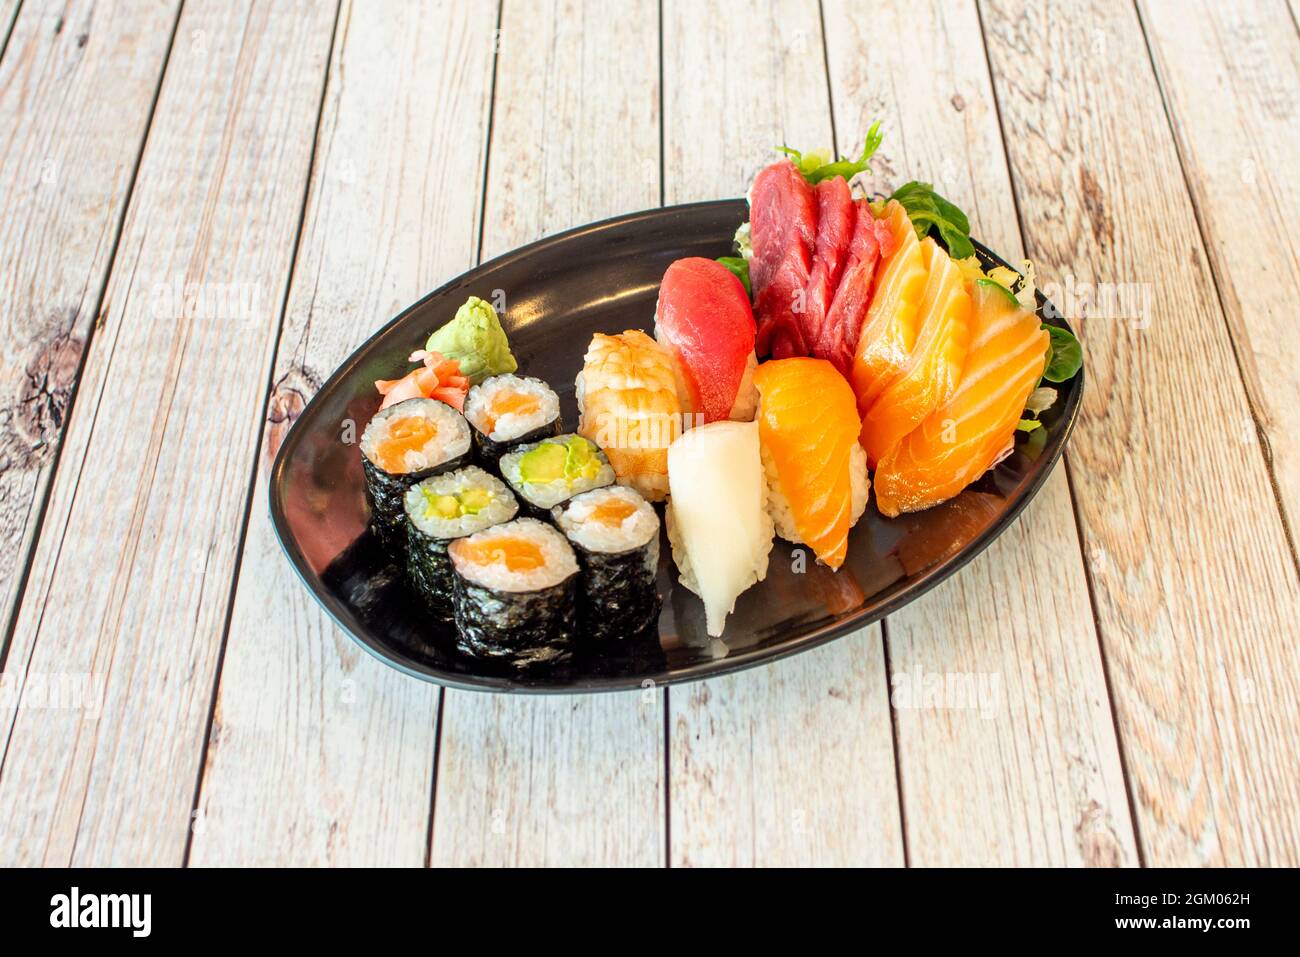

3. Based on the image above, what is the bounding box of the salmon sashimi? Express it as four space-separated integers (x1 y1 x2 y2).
654 257 759 423
576 330 682 502
850 201 926 413
815 198 894 378
753 358 870 570
858 238 971 467
749 160 817 359
874 279 1049 517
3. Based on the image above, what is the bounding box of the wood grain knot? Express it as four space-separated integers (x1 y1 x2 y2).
3 330 84 471
266 366 322 463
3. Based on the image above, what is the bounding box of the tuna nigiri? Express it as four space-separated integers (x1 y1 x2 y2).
753 358 869 570
576 330 682 502
654 257 759 423
666 420 774 637
874 279 1049 517
857 237 971 467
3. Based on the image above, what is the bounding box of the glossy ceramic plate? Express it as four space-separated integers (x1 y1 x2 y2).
269 199 1082 693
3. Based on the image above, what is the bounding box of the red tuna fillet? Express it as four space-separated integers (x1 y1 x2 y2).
814 199 895 376
801 176 858 362
749 160 816 358
654 257 758 423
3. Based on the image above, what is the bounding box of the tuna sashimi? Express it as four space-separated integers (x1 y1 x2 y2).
851 201 926 412
800 177 858 357
858 238 971 467
749 160 817 358
576 330 682 502
815 198 893 377
753 358 869 570
874 280 1049 516
654 257 759 423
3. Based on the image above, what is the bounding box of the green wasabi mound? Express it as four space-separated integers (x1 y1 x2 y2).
425 296 518 384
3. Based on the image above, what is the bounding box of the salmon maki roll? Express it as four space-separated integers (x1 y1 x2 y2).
753 358 869 570
874 279 1050 517
858 237 971 468
576 330 682 502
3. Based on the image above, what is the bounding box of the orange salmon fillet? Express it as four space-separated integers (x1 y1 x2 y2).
858 237 971 467
874 281 1049 516
754 357 862 569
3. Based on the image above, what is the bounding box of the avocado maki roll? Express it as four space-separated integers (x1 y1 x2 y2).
552 485 661 641
448 518 580 665
463 374 562 469
499 433 615 518
404 466 518 619
360 397 472 553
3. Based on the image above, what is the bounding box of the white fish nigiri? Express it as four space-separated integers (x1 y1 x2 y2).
665 420 774 637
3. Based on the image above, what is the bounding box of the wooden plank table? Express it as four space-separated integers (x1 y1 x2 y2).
0 0 1295 867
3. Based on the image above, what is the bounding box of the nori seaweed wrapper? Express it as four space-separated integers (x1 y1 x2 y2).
571 540 661 641
405 523 456 621
472 416 562 471
363 451 469 555
452 572 578 667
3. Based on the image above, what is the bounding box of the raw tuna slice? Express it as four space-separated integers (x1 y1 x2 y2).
814 199 893 377
800 177 858 354
749 160 817 358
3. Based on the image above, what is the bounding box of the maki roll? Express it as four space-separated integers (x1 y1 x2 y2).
404 466 518 619
499 433 615 518
552 486 661 640
360 397 471 551
463 374 562 468
448 518 580 665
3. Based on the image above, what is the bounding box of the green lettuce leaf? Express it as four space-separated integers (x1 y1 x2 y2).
777 122 883 185
888 181 975 260
1042 324 1082 383
716 256 751 296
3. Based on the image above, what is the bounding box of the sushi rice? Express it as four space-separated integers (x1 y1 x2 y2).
499 433 615 515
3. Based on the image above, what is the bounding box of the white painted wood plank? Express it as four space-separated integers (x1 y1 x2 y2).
822 0 1136 866
982 0 1300 866
187 0 497 867
1139 0 1300 533
662 0 903 867
0 0 178 654
429 0 665 868
0 0 337 867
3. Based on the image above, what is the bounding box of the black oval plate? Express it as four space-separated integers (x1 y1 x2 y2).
269 199 1082 693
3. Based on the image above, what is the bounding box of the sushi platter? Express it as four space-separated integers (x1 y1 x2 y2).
270 136 1083 692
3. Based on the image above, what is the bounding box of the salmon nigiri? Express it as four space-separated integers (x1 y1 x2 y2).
851 200 926 413
857 238 971 467
874 279 1049 517
753 358 869 570
654 257 759 423
576 330 682 502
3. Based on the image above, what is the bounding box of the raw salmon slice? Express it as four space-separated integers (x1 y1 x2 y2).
851 200 926 412
753 357 869 570
858 237 971 467
874 280 1049 517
